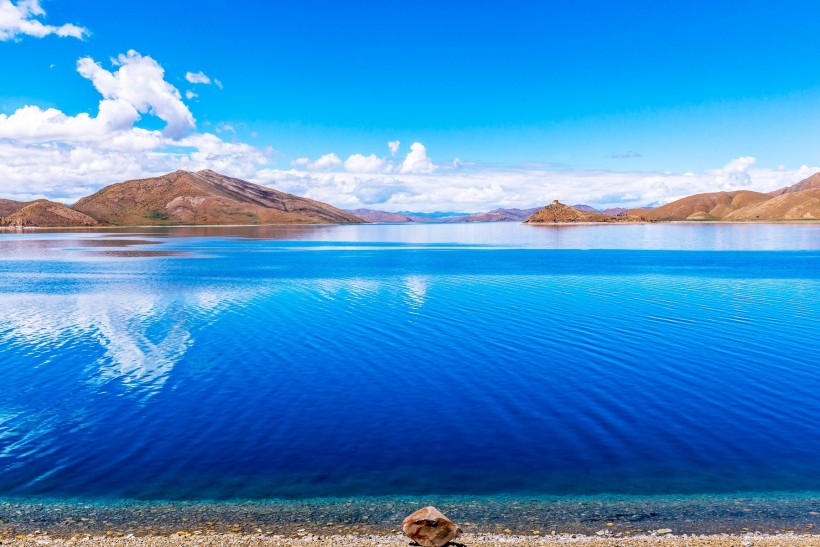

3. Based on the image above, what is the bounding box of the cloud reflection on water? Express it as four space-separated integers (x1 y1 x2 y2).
1 291 234 397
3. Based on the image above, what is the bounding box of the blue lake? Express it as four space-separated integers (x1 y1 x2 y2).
1 223 819 507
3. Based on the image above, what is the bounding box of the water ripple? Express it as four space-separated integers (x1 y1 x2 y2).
0 229 819 499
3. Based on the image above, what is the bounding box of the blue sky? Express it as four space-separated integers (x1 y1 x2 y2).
1 0 819 211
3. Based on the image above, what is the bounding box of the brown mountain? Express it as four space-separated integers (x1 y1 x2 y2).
525 200 643 223
73 170 363 225
627 172 820 221
0 199 23 217
1 199 99 228
770 172 820 196
629 190 771 220
725 189 820 220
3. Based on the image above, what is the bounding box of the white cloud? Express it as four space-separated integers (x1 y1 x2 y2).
312 153 341 170
344 153 388 173
184 72 223 90
709 156 756 190
185 71 211 85
399 141 436 174
185 90 197 100
78 50 195 139
252 160 819 213
290 153 341 171
215 122 236 134
388 140 400 157
0 0 87 41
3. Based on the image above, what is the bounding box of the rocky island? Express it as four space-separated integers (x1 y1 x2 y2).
524 200 647 223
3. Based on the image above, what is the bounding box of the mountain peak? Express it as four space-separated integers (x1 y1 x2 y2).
72 169 363 226
780 172 820 195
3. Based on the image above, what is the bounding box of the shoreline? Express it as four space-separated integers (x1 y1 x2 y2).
3 532 820 546
2 493 819 539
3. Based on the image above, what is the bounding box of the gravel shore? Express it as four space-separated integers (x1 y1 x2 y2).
3 495 820 545
3 533 820 546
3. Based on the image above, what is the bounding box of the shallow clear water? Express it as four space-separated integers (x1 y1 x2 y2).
1 223 819 508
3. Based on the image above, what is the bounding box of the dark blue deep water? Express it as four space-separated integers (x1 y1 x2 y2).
1 223 819 504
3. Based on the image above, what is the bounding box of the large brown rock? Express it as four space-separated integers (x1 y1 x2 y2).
402 506 462 547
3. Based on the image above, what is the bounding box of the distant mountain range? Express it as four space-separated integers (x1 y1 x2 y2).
349 204 649 223
347 207 541 223
1 170 819 228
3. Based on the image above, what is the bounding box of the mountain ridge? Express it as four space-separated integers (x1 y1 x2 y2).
72 170 363 226
619 173 820 221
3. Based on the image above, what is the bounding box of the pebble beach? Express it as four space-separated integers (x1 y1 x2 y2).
4 533 820 546
3 494 820 546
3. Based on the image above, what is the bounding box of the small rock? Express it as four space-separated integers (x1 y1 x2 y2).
655 528 673 535
402 506 462 547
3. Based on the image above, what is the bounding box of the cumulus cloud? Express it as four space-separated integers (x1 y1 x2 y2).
185 71 211 85
344 153 388 173
312 153 342 170
0 50 266 203
0 0 87 41
399 142 436 174
77 50 195 139
388 140 400 157
185 90 198 100
709 156 756 190
290 153 342 171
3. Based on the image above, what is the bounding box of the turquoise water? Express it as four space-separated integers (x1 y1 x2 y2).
1 223 819 531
